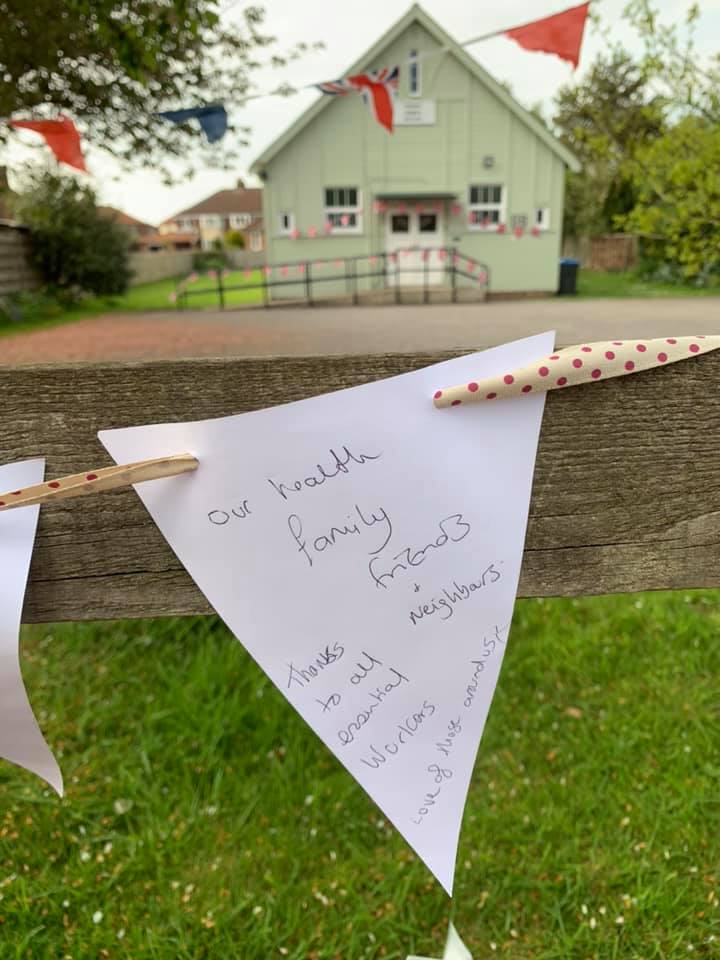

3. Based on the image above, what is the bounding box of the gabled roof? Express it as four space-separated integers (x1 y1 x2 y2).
171 186 263 219
250 3 580 174
97 206 155 232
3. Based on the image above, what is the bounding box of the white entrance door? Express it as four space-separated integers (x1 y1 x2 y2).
385 206 445 286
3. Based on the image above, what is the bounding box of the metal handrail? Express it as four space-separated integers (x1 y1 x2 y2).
175 246 491 310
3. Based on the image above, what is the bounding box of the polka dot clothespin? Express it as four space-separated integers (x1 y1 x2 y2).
0 454 198 512
433 336 720 408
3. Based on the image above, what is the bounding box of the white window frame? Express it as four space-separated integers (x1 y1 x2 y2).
468 184 506 231
534 206 551 231
324 187 363 235
408 49 421 97
249 231 263 252
230 213 252 229
201 214 222 229
278 211 295 236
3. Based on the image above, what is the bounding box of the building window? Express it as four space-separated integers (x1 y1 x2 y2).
409 50 421 97
390 214 410 234
278 211 295 235
534 207 550 231
201 214 222 228
468 184 506 229
230 213 252 228
249 231 263 252
324 187 362 233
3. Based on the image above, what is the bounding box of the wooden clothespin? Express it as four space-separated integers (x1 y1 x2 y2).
0 454 198 511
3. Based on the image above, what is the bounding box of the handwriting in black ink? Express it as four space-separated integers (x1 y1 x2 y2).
337 667 409 746
288 503 392 569
208 500 252 525
268 446 382 501
286 642 345 690
359 700 436 769
411 764 453 825
408 564 502 626
368 514 471 589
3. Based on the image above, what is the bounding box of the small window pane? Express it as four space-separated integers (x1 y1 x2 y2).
391 214 410 233
419 213 437 233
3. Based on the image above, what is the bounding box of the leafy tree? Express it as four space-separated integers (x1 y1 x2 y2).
553 50 665 236
224 229 246 248
14 172 132 299
0 2 320 177
624 0 720 123
620 118 720 280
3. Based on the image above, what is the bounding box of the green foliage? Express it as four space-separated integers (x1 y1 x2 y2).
192 250 228 271
2 592 719 957
624 0 720 123
14 172 132 299
620 118 720 280
224 229 246 249
0 2 322 178
554 50 665 236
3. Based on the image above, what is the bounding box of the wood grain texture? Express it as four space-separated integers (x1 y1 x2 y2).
2 350 719 623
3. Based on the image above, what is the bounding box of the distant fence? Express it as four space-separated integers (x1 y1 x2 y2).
562 234 638 272
129 251 195 286
176 246 490 310
226 250 265 270
0 223 38 295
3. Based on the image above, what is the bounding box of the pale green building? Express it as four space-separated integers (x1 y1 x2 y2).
250 3 579 299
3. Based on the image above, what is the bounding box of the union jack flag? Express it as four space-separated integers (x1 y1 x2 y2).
316 66 399 133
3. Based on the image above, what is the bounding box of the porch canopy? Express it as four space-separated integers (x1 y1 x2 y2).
373 190 458 200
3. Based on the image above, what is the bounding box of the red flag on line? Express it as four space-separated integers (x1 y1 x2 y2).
316 67 399 133
504 2 590 69
9 116 87 171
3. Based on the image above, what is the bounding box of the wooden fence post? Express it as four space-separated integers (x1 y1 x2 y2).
2 350 720 622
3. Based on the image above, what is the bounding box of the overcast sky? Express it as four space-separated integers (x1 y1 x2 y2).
5 0 720 225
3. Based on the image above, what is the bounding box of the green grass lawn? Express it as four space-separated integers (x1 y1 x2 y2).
2 591 718 958
0 270 263 338
578 269 720 298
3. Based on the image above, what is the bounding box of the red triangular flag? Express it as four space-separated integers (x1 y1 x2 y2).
9 116 87 172
505 2 590 69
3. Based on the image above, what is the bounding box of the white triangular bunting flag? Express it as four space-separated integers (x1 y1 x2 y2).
408 920 473 959
99 332 553 893
0 459 63 795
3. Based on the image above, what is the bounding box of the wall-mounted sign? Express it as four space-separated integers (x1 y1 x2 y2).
394 99 437 126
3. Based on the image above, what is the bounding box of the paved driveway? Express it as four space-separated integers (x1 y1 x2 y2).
1 298 718 363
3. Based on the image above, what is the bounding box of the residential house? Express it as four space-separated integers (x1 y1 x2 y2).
163 180 265 252
250 4 579 296
97 207 156 248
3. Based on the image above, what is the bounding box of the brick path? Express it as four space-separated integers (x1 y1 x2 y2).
2 299 719 364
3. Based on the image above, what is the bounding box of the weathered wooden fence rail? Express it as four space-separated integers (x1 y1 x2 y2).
2 350 719 622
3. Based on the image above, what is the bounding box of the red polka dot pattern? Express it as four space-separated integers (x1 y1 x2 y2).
433 336 720 409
